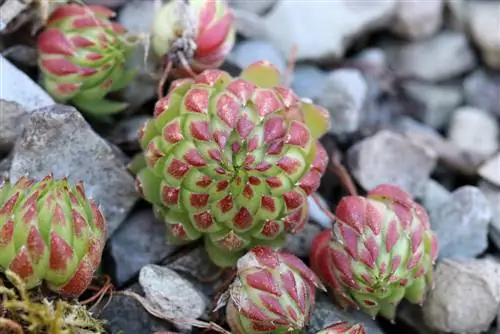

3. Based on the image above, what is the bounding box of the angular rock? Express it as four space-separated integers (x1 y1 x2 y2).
262 0 396 61
104 209 179 287
0 100 25 153
228 0 276 14
107 115 152 151
347 130 437 197
391 0 444 40
8 104 139 237
480 153 500 188
97 283 173 334
118 0 158 111
421 179 451 216
307 293 384 334
307 194 334 229
139 265 208 332
388 31 477 82
291 65 328 100
284 221 322 258
480 181 500 250
353 48 388 77
228 40 286 73
467 1 500 70
464 69 500 117
447 106 499 158
0 55 54 111
231 8 268 39
430 186 492 259
402 80 463 129
318 69 368 136
423 259 500 333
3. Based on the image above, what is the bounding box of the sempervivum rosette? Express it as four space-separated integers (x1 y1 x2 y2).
152 0 235 76
0 175 107 297
310 185 439 320
317 322 366 334
37 3 136 116
135 61 329 267
226 247 324 333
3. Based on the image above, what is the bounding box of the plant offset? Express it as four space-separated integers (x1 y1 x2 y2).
5 0 499 333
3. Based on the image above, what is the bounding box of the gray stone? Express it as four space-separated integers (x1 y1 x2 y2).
262 0 396 61
480 181 500 250
307 194 334 229
353 48 388 77
228 40 286 73
0 100 25 153
423 259 500 333
291 65 328 100
1 44 38 67
397 302 441 334
118 0 159 111
96 283 173 334
430 186 492 259
228 0 276 14
347 130 437 197
447 106 499 158
284 221 322 258
8 104 139 237
318 69 368 136
107 115 151 151
421 179 451 216
479 153 500 188
231 8 268 39
139 264 208 332
388 31 477 82
464 69 500 117
0 156 11 181
467 1 500 70
306 293 384 334
402 80 463 129
391 0 444 40
0 55 54 111
106 209 179 287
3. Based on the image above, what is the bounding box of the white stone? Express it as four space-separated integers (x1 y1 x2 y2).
228 40 287 73
467 1 500 70
262 0 396 61
0 55 54 111
391 0 444 40
480 154 500 188
447 106 499 157
228 0 276 14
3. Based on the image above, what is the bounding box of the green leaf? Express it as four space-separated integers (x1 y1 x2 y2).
240 61 281 88
300 100 329 139
111 68 138 92
72 96 129 117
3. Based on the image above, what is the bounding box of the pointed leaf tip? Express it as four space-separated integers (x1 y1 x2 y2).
300 100 329 139
240 61 281 88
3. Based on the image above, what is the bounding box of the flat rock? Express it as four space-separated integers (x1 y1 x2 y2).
291 65 328 100
387 31 477 82
8 104 139 237
307 293 384 334
317 69 368 136
284 221 322 258
423 259 500 333
104 209 179 287
467 1 500 70
96 283 173 334
391 0 444 40
228 40 286 73
347 130 437 197
262 0 396 61
479 153 500 187
0 100 25 153
447 106 499 158
228 0 276 14
402 80 463 129
0 55 54 111
430 186 492 259
139 264 208 332
464 69 500 117
480 181 500 250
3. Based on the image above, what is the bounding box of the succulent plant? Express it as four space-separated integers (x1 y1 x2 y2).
317 322 366 334
225 247 324 333
309 185 439 320
37 3 136 116
135 61 329 267
152 0 235 76
0 175 107 297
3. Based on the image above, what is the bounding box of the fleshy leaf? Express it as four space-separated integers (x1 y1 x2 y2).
240 61 281 88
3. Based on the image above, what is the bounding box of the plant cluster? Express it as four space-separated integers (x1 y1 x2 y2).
0 0 440 333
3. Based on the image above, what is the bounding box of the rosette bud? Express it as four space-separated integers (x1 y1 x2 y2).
317 322 366 334
309 185 439 320
0 175 107 297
